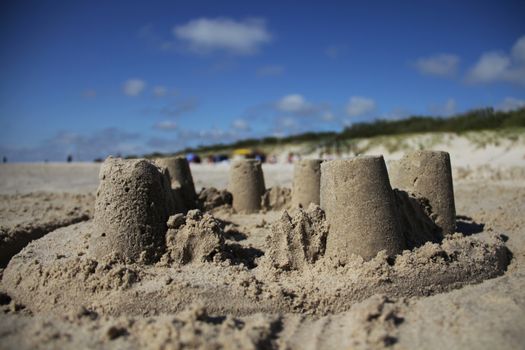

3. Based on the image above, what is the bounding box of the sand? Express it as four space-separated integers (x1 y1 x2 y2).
0 191 95 267
228 159 266 213
91 157 175 263
321 156 405 261
291 159 321 208
1 151 525 349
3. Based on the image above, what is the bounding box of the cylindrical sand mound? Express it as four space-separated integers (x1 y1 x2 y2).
91 157 175 263
228 159 266 213
291 159 322 208
321 156 405 261
390 150 456 236
155 157 197 210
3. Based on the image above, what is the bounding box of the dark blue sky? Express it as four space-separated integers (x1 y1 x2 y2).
1 0 524 161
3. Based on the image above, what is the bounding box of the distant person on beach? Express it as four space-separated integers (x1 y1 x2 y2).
67 155 73 163
2 156 6 163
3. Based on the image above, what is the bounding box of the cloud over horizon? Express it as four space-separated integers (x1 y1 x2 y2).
496 97 525 112
414 54 460 77
277 94 310 113
123 79 146 96
429 98 457 116
153 86 168 97
173 17 272 55
466 35 525 86
346 96 376 117
153 120 178 131
232 118 250 131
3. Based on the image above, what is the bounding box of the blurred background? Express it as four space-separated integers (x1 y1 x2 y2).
0 0 524 163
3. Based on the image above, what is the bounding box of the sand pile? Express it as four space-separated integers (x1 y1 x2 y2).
393 190 442 248
197 187 232 211
261 186 291 211
264 204 328 270
162 210 224 265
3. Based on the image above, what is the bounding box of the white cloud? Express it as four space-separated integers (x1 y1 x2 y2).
321 111 335 121
442 98 457 116
154 121 177 130
466 35 525 85
414 54 459 77
232 118 250 131
257 65 284 77
238 95 335 136
147 127 241 152
123 79 146 96
173 17 271 55
511 36 525 63
430 98 457 116
153 86 167 97
346 96 376 117
496 97 525 112
280 116 297 128
277 94 309 112
142 98 198 117
467 52 511 82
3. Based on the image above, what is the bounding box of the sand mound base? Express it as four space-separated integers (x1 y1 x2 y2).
3 208 509 317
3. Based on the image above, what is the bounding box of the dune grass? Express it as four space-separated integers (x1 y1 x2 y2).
142 107 525 159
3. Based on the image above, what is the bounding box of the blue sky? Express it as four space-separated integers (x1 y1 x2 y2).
1 0 525 161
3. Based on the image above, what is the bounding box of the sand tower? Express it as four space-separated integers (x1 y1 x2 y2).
321 156 405 261
155 157 197 210
228 159 266 213
389 150 456 236
91 157 175 263
291 159 322 208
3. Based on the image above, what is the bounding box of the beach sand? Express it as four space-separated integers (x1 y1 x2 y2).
1 140 524 349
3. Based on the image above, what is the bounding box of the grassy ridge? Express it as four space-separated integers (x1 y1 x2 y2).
340 107 525 139
144 107 525 158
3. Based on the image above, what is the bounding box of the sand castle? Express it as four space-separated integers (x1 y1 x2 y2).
155 157 198 212
91 157 175 263
94 152 456 263
321 156 405 261
389 150 456 236
228 159 266 213
1 152 511 321
291 159 322 208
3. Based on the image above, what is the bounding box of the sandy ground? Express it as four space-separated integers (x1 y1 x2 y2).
0 162 294 195
0 143 525 349
0 192 94 266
